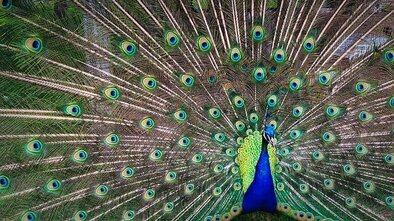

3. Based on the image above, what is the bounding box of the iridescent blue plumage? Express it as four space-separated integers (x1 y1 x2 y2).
242 139 277 213
242 127 277 213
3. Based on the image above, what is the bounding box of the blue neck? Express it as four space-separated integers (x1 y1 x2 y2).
242 141 277 213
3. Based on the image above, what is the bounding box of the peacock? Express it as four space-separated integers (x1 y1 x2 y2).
0 0 393 220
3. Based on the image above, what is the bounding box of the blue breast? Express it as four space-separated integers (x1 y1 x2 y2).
242 141 277 213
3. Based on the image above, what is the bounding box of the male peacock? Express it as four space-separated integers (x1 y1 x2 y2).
0 0 393 220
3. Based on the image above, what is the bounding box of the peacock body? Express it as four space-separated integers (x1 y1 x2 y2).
0 0 393 220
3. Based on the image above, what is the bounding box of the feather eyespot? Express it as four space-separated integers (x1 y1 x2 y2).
184 183 194 195
95 184 108 197
20 211 38 221
1 0 12 9
142 77 157 90
165 31 180 47
197 36 212 52
209 107 221 119
229 47 243 63
272 48 287 64
104 133 120 146
140 117 155 130
303 37 316 53
72 149 88 163
103 86 120 100
149 149 162 160
121 40 138 56
251 25 266 42
45 178 62 193
144 188 155 201
122 210 135 220
0 175 10 191
73 210 88 221
25 139 44 155
25 37 43 53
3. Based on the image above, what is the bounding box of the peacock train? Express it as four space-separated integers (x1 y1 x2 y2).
0 0 393 220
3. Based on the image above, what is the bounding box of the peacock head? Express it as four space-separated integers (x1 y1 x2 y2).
263 125 276 146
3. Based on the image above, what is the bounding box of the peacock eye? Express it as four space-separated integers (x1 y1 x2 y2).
20 211 38 221
192 153 203 163
25 139 44 155
163 202 174 213
251 25 266 42
103 86 120 100
64 103 82 117
266 94 278 108
232 95 245 108
212 186 222 196
272 48 287 64
276 182 285 191
72 149 88 163
180 74 195 87
197 36 212 52
165 31 180 47
279 147 290 157
142 76 158 90
144 188 155 200
120 40 138 56
249 113 259 124
384 154 393 164
252 66 267 82
213 164 223 173
165 171 177 183
121 167 135 179
355 81 372 94
45 178 62 193
174 109 187 122
235 120 245 131
0 175 10 190
213 132 226 143
229 47 243 63
1 0 12 9
208 107 221 119
323 178 334 190
140 117 155 130
299 184 309 193
325 104 345 119
303 36 316 53
318 71 334 86
355 144 368 155
386 196 393 207
289 129 303 140
343 164 356 175
178 136 191 148
25 37 43 53
104 133 120 146
363 181 375 193
184 183 195 195
292 162 302 172
289 78 303 91
292 105 305 118
122 210 135 220
322 131 336 144
95 184 108 197
150 149 163 160
270 66 277 75
345 197 356 208
358 110 373 123
207 75 217 84
384 49 394 62
73 210 88 221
